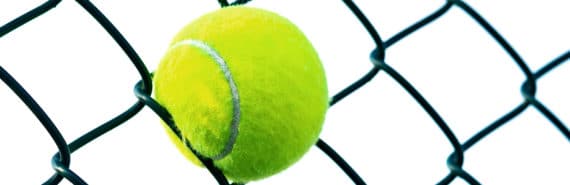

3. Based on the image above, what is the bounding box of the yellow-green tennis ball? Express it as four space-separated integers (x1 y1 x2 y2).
153 6 328 183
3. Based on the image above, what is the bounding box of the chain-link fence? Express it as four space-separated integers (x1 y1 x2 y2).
1 0 568 184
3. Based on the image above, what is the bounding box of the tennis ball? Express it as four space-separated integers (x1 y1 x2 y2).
153 6 328 183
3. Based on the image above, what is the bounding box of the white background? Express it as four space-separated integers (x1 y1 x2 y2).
0 0 568 184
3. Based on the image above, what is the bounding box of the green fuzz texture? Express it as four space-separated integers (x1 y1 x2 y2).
153 6 328 183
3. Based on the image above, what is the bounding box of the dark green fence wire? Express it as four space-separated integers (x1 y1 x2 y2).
1 0 568 184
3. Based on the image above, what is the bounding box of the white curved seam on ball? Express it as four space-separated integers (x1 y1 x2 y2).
170 39 240 161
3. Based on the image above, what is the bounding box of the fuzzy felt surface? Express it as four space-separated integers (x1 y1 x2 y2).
153 6 328 183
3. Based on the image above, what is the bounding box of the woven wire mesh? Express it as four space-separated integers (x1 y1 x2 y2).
1 0 568 184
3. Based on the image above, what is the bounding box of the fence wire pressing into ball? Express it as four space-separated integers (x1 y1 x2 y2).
0 0 568 184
